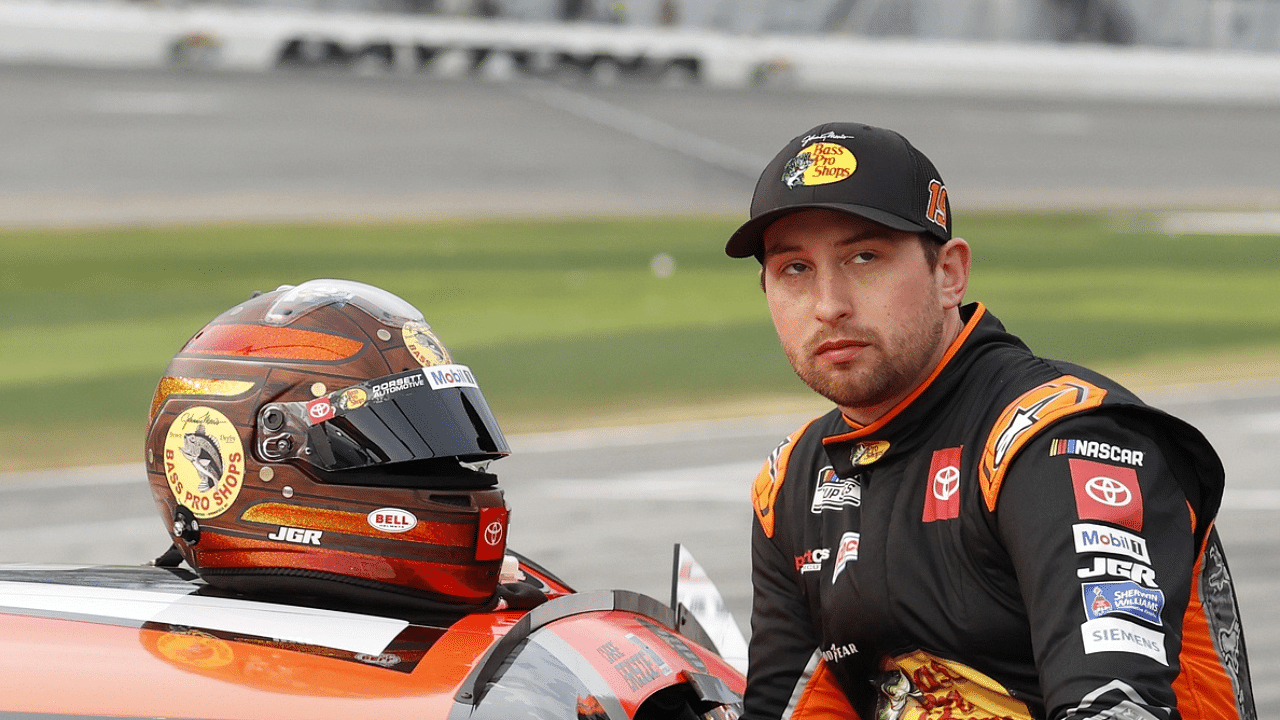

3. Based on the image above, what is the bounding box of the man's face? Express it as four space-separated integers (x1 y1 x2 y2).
761 209 953 423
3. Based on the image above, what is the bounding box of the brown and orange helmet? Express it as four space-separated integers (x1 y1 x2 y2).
144 279 511 612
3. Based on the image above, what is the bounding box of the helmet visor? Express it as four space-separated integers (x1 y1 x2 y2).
259 365 510 473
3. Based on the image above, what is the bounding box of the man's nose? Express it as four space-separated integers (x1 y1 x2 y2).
813 271 853 324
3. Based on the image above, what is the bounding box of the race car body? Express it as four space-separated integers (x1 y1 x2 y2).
0 550 744 719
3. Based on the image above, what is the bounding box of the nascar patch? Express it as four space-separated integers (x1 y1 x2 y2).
1050 438 1145 467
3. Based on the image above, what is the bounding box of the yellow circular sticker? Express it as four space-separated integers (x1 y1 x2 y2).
338 386 368 411
782 142 857 188
163 406 246 519
402 320 451 367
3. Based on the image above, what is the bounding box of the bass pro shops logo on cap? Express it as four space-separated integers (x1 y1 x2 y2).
782 138 858 188
724 122 952 260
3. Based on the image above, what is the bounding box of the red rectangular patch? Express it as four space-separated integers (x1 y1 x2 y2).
922 446 963 522
475 506 509 561
1069 458 1143 531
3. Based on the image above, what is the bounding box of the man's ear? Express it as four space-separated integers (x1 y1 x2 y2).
937 238 971 309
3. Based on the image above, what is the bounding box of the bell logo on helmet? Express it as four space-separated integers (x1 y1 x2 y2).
368 508 418 533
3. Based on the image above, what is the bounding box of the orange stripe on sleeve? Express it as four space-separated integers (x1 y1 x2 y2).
1172 523 1248 720
791 658 861 719
752 419 819 539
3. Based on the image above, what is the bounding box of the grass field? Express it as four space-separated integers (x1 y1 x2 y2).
2 211 1279 471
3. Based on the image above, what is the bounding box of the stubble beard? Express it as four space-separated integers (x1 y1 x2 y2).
787 311 946 413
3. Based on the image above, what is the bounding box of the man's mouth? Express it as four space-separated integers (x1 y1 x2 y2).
814 339 868 365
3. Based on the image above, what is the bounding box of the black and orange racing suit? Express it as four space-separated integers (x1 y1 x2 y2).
746 303 1255 720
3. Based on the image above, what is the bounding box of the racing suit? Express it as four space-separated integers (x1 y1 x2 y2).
746 303 1255 720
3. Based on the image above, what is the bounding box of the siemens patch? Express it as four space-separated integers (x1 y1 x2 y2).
1081 617 1167 665
1050 438 1144 466
1083 581 1165 626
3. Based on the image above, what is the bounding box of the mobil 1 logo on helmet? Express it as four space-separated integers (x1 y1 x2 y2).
425 364 479 390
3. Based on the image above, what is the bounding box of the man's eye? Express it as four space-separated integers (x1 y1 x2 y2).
852 252 876 264
780 262 808 275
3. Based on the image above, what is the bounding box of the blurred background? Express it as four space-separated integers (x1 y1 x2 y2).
1 0 1279 714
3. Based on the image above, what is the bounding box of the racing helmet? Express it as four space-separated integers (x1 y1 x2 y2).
144 279 512 612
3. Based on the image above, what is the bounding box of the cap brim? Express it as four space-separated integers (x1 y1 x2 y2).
725 203 930 260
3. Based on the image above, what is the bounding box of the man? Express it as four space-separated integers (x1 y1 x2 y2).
725 122 1255 719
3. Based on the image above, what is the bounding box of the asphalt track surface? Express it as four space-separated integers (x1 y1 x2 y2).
1 63 1279 715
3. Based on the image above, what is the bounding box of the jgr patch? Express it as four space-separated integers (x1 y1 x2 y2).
811 466 861 513
1081 616 1168 665
163 406 245 519
1069 458 1143 531
1050 438 1145 466
831 532 860 585
1078 557 1158 588
781 142 857 188
1073 523 1150 563
402 319 451 367
922 447 962 522
1083 581 1165 626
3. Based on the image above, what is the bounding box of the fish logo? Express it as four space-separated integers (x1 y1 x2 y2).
180 425 223 493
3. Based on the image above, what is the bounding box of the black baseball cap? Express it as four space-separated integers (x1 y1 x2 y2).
725 122 951 260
